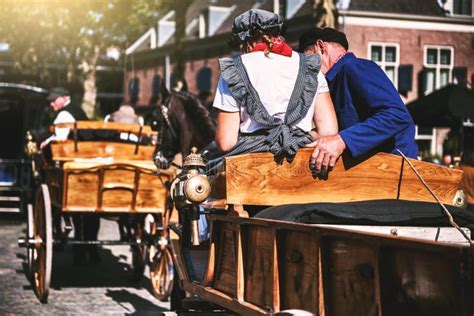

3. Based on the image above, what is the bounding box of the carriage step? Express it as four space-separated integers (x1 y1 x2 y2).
0 193 22 213
0 207 20 213
0 196 20 201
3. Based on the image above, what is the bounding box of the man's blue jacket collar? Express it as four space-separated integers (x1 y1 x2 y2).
326 52 356 81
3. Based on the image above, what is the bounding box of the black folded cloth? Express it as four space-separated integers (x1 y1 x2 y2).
255 199 474 230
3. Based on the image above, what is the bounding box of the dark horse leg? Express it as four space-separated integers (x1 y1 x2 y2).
72 214 101 264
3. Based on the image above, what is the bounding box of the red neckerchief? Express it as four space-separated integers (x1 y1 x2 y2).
250 38 293 57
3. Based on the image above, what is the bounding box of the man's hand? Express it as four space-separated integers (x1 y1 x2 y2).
40 141 48 150
306 134 346 172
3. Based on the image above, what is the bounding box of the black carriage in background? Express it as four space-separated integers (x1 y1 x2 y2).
0 83 49 215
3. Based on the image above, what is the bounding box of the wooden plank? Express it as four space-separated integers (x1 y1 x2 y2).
322 238 378 316
212 222 238 297
399 157 463 204
379 246 467 316
54 121 157 136
220 150 463 206
319 225 471 244
278 230 319 314
51 141 156 161
242 226 276 310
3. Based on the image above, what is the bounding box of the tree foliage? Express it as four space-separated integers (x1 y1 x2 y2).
0 0 172 114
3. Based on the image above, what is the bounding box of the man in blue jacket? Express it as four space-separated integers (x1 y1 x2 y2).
299 27 418 172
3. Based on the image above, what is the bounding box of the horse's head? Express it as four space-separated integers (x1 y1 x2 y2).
152 86 216 169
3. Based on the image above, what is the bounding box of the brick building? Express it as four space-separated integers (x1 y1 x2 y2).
124 0 474 157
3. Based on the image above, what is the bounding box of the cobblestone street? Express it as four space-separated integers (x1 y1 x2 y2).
0 216 170 315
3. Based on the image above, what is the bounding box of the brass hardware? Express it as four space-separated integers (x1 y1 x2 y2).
191 220 200 246
25 131 38 156
183 147 206 168
184 174 211 204
453 190 466 208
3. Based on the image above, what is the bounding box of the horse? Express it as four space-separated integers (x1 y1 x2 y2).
152 87 217 169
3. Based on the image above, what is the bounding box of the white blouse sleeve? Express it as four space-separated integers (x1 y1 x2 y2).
316 71 329 94
212 76 239 113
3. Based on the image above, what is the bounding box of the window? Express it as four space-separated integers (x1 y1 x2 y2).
158 11 175 47
415 126 436 157
285 0 306 19
368 43 399 87
453 0 472 15
423 46 454 95
199 6 234 38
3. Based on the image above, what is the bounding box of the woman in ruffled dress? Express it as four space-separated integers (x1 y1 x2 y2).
211 9 338 171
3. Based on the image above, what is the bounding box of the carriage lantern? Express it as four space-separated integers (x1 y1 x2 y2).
171 147 210 246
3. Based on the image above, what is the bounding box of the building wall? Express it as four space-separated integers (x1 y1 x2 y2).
124 56 223 106
124 66 167 106
345 24 474 102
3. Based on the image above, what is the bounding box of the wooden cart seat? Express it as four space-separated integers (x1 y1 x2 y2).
210 149 464 206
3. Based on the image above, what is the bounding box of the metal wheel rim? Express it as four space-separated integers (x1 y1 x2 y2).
26 203 34 278
32 184 52 303
149 246 174 301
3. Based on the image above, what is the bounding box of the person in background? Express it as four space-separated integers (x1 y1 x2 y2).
40 87 88 149
299 27 418 172
105 104 144 143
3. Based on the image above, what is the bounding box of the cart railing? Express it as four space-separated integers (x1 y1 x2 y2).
52 121 157 136
51 141 155 161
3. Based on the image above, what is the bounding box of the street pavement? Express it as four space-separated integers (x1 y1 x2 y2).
0 215 170 315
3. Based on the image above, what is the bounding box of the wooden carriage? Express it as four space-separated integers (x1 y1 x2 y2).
19 121 175 303
169 149 473 315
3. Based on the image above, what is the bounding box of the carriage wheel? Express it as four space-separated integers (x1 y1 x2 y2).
149 241 174 301
131 221 147 281
32 184 53 303
26 203 34 278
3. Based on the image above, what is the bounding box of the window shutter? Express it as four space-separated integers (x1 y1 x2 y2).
418 68 428 97
196 67 212 93
152 75 161 98
397 64 413 94
453 67 467 86
128 77 140 102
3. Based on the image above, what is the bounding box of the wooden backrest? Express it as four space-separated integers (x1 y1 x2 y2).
210 149 464 206
53 121 157 136
51 141 155 161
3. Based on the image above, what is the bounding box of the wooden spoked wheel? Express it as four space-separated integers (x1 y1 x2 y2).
131 221 147 281
149 240 174 301
32 184 53 303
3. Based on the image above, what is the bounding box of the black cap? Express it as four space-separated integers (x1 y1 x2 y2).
298 27 349 52
47 87 70 101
